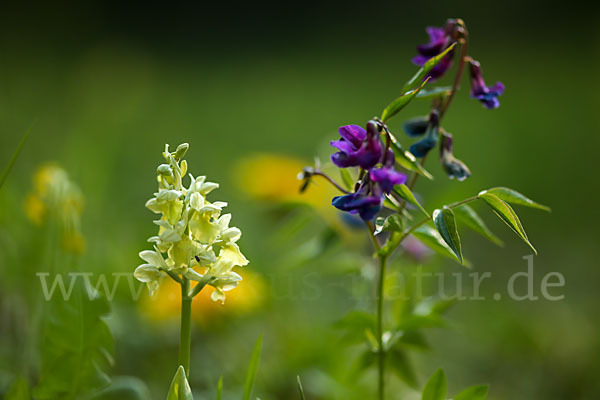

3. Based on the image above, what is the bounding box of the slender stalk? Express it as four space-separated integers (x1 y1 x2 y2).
313 171 351 194
179 277 192 377
376 254 388 400
365 222 386 400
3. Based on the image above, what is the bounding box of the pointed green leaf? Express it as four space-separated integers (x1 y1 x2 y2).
34 282 113 399
483 187 550 212
416 86 452 100
453 385 489 400
216 376 223 400
433 207 463 263
297 376 306 400
339 168 354 191
454 205 503 246
388 132 433 179
381 77 430 122
403 43 457 92
243 335 263 400
388 349 418 389
412 225 466 266
478 192 537 254
0 122 33 190
166 366 193 400
375 214 403 235
422 368 447 400
394 185 430 216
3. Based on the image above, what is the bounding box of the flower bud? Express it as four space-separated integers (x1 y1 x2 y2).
440 131 471 181
174 143 189 160
403 116 429 138
157 164 173 177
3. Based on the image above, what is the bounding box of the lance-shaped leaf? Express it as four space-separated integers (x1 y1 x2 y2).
389 349 418 389
416 86 452 100
412 225 467 266
166 366 193 400
422 368 447 400
403 43 457 92
478 192 537 254
243 335 263 400
0 123 33 190
454 205 503 246
216 376 223 400
34 283 113 399
375 214 403 235
339 168 355 191
433 207 463 264
388 131 433 179
483 187 551 212
394 184 430 216
381 77 430 122
453 385 489 400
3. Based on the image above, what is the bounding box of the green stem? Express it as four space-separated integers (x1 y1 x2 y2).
376 254 388 400
179 277 192 377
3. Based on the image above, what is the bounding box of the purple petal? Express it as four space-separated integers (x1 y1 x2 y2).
338 125 366 148
370 167 407 193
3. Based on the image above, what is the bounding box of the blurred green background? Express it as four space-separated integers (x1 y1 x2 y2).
1 1 599 399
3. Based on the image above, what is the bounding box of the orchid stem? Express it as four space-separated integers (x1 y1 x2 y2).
179 277 192 377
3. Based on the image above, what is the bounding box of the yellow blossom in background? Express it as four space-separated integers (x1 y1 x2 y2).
140 269 266 324
24 163 86 254
234 154 363 242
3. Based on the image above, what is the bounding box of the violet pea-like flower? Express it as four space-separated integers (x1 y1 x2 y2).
332 189 382 221
440 131 471 181
412 21 458 80
370 150 407 194
330 122 382 169
469 59 504 109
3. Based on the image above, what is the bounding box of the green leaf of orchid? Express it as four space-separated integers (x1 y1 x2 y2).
478 192 537 254
422 368 447 400
453 385 489 400
382 77 430 122
403 43 457 92
394 184 430 216
454 205 503 246
483 187 551 212
433 207 463 264
388 131 434 179
243 335 263 400
166 366 193 400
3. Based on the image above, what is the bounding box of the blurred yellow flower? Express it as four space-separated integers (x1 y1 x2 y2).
24 163 86 254
140 269 266 324
235 154 336 209
234 154 364 242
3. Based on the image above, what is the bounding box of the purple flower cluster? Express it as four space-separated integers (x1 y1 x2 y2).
330 122 406 220
412 20 460 80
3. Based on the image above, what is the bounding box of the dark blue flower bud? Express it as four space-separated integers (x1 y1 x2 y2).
403 116 429 138
440 131 471 181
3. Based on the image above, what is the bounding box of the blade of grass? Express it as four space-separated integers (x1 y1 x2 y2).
297 376 306 400
216 376 223 400
243 335 263 400
0 122 34 190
